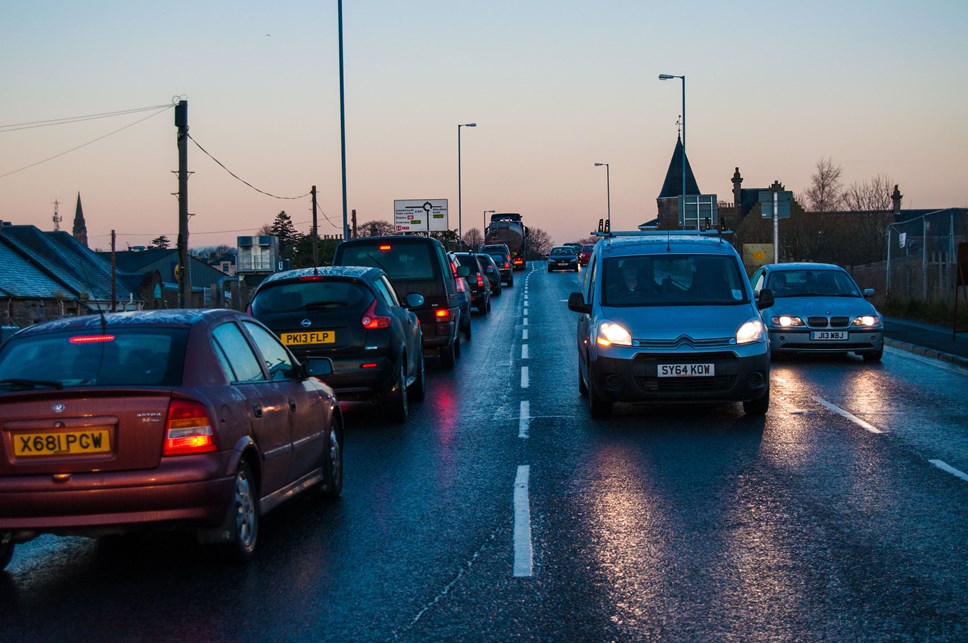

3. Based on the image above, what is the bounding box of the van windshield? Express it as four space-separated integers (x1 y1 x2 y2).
339 243 436 280
602 254 748 307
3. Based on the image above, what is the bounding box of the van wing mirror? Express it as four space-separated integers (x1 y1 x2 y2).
567 292 591 314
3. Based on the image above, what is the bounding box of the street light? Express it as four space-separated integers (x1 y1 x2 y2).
594 163 610 231
659 73 686 217
483 209 495 242
458 122 477 250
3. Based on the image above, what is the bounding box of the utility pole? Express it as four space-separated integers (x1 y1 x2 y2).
311 185 319 269
110 230 117 312
351 209 357 239
175 100 191 307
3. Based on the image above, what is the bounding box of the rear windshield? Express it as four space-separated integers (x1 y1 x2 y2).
252 280 370 314
455 255 480 272
0 328 189 389
338 242 436 280
602 254 748 307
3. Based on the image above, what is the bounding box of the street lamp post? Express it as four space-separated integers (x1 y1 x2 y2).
594 163 610 231
483 209 495 243
659 73 686 221
458 122 477 249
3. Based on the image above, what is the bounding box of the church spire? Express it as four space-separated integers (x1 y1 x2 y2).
72 192 88 247
657 135 700 199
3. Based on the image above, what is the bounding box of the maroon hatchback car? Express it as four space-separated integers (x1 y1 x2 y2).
0 309 343 570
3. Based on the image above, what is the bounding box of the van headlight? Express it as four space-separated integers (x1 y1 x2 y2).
597 322 632 347
736 319 765 344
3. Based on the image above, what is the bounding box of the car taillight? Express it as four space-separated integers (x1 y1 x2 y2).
361 299 391 329
435 308 451 321
163 399 216 456
455 277 466 292
477 274 485 287
504 262 510 269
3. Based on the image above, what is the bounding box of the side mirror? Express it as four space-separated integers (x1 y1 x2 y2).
457 265 470 278
568 291 591 314
756 288 775 310
305 357 334 377
863 288 875 298
405 292 425 308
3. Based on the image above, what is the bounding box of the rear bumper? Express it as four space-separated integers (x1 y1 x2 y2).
0 455 233 539
419 318 457 348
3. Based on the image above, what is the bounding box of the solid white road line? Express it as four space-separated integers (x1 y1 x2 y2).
929 459 968 483
813 396 882 434
513 465 533 577
519 400 530 438
522 344 529 359
521 366 529 388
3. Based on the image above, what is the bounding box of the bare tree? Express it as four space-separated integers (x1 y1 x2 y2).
358 220 395 237
527 227 554 257
843 174 894 211
462 227 483 250
804 157 844 212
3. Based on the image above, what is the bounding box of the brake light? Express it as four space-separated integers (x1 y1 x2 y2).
299 275 325 282
379 244 392 251
361 299 391 329
69 334 115 344
477 274 485 287
504 262 510 269
435 308 451 321
163 399 216 455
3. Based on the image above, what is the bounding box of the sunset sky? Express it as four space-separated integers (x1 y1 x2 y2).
2 0 967 251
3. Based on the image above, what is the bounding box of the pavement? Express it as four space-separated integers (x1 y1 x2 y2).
884 317 968 368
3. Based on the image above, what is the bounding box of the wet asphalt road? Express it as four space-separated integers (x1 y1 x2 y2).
2 263 968 642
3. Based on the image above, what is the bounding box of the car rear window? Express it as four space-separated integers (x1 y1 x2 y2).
338 243 436 280
252 280 370 315
602 254 747 307
0 329 188 388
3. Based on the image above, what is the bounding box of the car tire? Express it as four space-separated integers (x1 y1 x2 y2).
495 283 502 296
587 365 611 418
310 413 344 498
455 330 462 357
743 385 770 416
483 298 491 315
508 275 513 287
861 349 883 362
463 317 473 340
409 351 426 402
386 362 409 424
0 539 13 571
225 460 259 562
578 365 588 397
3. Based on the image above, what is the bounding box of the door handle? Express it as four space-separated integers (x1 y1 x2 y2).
252 402 263 418
288 397 297 413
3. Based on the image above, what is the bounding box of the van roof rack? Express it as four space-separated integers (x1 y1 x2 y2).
591 228 734 239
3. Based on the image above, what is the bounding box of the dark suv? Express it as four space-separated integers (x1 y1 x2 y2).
334 236 462 367
480 244 514 287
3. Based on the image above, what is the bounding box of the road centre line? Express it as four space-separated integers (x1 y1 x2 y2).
519 400 530 438
513 465 533 578
521 366 529 388
522 329 528 340
813 396 882 434
522 344 529 359
929 459 968 483
523 317 528 326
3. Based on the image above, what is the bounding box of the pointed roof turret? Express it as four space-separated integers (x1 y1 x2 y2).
658 135 700 199
72 192 88 247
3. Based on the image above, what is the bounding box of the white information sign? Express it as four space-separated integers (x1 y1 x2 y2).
393 199 449 233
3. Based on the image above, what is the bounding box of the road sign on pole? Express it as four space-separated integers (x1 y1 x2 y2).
393 199 448 233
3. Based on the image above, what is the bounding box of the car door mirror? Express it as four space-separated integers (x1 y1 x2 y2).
405 292 425 308
755 288 775 310
305 357 334 377
863 288 875 298
568 291 591 314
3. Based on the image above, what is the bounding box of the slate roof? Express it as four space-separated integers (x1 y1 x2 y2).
106 249 230 290
0 225 136 302
658 136 701 199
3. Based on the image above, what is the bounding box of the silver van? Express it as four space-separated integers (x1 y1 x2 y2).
567 231 775 418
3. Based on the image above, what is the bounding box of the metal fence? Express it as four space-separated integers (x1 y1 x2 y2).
875 209 968 305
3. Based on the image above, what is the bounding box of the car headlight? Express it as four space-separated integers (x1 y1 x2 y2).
770 315 804 327
597 321 632 347
736 319 765 344
852 315 879 327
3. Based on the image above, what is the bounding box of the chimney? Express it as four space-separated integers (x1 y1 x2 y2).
891 185 902 215
731 167 743 209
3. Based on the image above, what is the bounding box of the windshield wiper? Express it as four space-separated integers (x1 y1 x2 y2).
0 378 64 391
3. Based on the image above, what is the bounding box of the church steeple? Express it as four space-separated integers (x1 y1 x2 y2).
657 135 700 199
72 192 88 247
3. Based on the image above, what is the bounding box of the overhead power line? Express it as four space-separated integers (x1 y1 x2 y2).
0 104 174 133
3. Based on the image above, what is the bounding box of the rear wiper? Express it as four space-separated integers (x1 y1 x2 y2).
366 252 390 274
0 378 64 390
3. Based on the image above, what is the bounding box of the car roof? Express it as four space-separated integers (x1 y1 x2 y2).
594 234 739 259
257 265 379 288
764 262 843 272
339 235 442 246
12 309 242 337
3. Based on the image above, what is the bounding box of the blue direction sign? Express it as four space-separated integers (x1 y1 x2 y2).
760 190 793 218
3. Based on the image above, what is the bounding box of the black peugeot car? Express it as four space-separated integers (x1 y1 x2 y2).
249 266 425 423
